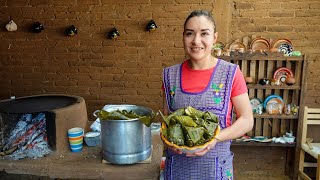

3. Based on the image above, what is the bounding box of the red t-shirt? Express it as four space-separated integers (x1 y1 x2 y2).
181 60 247 126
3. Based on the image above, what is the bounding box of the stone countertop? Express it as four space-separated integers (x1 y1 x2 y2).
0 133 163 180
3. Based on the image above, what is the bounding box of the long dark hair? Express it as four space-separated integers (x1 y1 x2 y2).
184 10 216 32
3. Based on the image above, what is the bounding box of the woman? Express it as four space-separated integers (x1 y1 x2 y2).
162 10 254 179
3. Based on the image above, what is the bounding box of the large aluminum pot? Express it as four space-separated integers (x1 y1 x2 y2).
98 104 152 164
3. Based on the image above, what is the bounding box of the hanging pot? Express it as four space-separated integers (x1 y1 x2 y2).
65 25 78 36
5 20 17 32
32 22 44 33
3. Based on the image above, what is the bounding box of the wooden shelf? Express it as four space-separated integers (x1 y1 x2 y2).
232 141 296 147
247 84 300 90
253 113 298 119
219 52 304 61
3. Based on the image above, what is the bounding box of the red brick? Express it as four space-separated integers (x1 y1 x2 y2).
77 0 100 5
235 2 253 10
7 0 28 6
296 10 320 17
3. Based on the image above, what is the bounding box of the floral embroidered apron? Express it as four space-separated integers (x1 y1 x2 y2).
163 59 237 180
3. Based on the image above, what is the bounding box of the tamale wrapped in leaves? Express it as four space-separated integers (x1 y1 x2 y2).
168 124 185 146
167 108 185 121
185 106 205 118
172 116 197 127
203 111 218 123
185 126 205 144
195 137 207 146
184 133 194 147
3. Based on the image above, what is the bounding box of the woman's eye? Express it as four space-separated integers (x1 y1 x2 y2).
185 32 193 36
201 32 209 36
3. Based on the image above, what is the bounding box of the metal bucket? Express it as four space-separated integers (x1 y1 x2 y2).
99 104 152 164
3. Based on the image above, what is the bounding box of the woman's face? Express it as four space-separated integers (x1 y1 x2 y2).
183 16 218 62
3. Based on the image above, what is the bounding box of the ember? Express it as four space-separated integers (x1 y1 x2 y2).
0 113 51 160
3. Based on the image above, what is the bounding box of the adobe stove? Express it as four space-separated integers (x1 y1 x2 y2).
0 94 88 158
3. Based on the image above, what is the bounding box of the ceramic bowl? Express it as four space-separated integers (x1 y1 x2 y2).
84 131 101 147
160 123 220 154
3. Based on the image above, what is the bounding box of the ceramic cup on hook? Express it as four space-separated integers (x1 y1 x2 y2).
5 20 17 32
108 28 120 40
32 22 44 33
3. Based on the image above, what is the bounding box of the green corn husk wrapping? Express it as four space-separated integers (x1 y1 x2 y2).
97 109 154 127
160 106 219 147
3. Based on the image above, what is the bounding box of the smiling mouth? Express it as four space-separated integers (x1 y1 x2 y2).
191 47 203 51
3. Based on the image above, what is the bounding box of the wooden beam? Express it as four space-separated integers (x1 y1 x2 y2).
211 0 232 44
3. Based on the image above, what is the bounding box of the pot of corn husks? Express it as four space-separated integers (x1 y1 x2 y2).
94 104 154 164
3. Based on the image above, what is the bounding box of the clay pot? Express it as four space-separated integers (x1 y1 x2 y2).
285 77 295 85
244 76 254 84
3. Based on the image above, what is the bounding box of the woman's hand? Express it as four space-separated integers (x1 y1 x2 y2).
185 139 218 157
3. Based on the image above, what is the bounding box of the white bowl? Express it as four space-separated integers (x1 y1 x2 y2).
84 132 100 147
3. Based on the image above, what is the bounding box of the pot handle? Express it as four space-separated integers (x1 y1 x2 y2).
93 110 100 118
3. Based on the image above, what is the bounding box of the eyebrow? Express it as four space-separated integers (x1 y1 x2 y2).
184 29 211 32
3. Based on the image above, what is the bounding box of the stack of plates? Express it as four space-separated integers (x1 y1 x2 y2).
250 37 270 51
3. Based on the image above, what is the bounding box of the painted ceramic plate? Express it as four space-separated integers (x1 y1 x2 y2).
273 67 294 84
263 95 284 110
278 43 293 56
250 98 263 114
250 98 262 108
250 38 270 51
160 122 220 154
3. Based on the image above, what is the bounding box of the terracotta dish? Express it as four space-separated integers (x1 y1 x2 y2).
271 38 292 49
229 41 246 52
250 37 270 51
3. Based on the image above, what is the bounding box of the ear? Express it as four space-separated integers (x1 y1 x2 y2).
213 32 218 43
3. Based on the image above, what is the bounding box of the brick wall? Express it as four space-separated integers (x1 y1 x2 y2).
1 0 319 178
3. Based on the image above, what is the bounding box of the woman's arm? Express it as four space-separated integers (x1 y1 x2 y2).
215 93 254 141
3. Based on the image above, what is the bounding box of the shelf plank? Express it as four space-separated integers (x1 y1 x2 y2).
219 52 303 61
231 141 296 147
247 84 300 90
254 113 298 119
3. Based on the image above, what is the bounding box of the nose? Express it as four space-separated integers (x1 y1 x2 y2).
192 34 201 44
